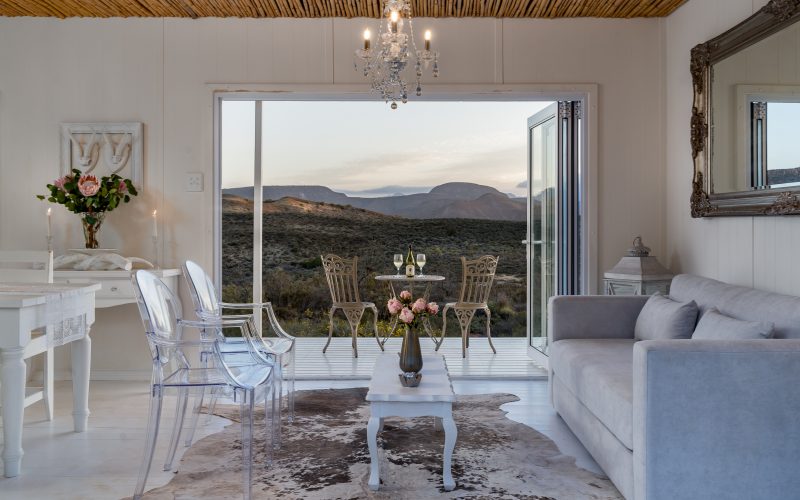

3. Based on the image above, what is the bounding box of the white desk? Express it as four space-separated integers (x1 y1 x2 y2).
0 283 100 477
365 353 457 491
54 269 180 309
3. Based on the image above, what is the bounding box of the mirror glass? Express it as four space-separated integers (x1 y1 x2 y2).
710 19 800 194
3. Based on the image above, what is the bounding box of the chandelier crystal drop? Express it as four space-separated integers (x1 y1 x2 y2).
354 0 439 109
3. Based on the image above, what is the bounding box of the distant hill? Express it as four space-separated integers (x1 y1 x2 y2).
768 167 800 186
223 194 399 222
223 182 530 221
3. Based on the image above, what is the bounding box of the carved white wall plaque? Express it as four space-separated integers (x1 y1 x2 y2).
60 122 143 189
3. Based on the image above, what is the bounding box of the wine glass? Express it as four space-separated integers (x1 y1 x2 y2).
416 253 426 276
393 254 403 276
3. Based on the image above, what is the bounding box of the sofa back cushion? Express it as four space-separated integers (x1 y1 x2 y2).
670 274 800 339
634 293 699 340
692 308 774 340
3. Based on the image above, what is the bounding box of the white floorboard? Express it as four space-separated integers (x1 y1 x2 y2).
0 379 603 500
294 336 546 379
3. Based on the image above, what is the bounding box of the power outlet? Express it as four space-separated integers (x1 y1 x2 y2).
186 172 204 192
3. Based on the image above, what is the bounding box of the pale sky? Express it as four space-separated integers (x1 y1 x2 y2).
221 100 552 197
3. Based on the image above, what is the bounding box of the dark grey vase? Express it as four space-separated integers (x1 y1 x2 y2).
399 325 423 386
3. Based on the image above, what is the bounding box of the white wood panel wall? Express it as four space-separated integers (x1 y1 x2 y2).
665 0 800 296
0 16 664 378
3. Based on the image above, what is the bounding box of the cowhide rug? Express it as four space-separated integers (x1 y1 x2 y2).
136 388 621 499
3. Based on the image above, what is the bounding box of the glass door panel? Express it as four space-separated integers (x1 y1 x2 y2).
528 104 557 357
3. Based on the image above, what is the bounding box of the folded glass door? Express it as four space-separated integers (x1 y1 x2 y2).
527 101 584 364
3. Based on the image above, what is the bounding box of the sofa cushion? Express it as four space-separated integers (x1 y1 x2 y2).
670 274 800 339
692 308 774 340
634 293 699 340
550 339 636 450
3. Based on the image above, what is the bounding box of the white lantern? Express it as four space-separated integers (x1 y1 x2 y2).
604 237 673 296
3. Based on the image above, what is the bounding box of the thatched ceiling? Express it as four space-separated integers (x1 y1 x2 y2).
0 0 687 19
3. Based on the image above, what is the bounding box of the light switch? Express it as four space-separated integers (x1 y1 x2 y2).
186 172 203 192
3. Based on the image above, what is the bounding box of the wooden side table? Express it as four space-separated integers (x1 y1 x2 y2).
365 353 457 491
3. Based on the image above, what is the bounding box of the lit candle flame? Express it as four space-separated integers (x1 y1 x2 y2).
389 10 399 23
363 29 371 40
424 30 432 41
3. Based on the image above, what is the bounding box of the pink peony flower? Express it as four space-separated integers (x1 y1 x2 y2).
412 298 427 314
53 176 69 191
426 302 439 315
399 290 412 301
398 307 415 324
78 174 100 196
387 298 402 315
118 180 127 193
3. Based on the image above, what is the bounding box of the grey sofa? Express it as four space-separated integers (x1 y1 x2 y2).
548 274 800 500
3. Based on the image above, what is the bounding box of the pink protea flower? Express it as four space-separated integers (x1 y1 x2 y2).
118 180 127 193
53 176 69 191
387 298 402 315
78 174 100 196
412 298 427 314
399 290 412 301
399 307 415 324
426 302 439 315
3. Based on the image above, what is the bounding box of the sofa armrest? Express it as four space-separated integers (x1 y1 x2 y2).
548 295 648 343
633 339 800 500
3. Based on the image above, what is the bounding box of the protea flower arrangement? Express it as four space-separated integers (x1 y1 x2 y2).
37 168 138 248
388 290 439 387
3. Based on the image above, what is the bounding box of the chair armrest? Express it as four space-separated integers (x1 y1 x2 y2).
632 339 800 500
548 295 648 343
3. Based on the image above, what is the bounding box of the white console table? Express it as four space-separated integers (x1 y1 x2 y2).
53 268 181 308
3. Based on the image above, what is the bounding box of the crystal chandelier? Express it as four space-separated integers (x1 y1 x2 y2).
354 0 439 109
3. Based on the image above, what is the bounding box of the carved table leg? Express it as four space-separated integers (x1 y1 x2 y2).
367 414 381 490
1 346 26 477
71 330 92 432
442 411 457 491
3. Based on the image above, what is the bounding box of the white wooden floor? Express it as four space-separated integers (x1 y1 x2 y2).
294 337 546 379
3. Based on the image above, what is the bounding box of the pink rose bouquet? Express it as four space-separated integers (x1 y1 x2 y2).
37 168 138 216
387 289 439 329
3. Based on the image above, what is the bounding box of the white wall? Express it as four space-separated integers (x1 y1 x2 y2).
664 0 800 295
0 17 664 378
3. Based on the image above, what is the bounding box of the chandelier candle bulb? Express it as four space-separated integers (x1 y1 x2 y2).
390 10 399 33
424 30 431 51
363 29 371 50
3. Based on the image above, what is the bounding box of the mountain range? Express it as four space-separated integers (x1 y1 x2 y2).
223 182 529 221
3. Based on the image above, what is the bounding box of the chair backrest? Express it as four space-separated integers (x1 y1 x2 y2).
457 255 499 304
183 260 220 318
321 254 361 305
132 270 184 353
0 250 53 283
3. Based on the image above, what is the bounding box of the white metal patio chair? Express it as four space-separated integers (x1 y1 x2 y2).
181 260 295 449
131 270 277 500
320 254 382 358
0 250 55 420
436 255 500 358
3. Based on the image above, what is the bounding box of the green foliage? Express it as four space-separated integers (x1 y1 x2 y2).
221 207 534 338
36 168 138 215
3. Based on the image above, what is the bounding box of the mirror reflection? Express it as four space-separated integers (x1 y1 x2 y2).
710 19 800 194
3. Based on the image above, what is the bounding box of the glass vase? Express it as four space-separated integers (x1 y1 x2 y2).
399 324 423 387
81 212 105 249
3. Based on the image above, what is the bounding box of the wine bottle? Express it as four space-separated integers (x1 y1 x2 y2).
405 244 416 277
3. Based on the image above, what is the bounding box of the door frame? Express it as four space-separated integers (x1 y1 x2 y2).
211 84 598 357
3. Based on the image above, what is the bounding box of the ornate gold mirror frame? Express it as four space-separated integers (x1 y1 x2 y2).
691 0 800 217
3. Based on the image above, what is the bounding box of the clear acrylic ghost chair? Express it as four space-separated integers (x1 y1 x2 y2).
0 250 55 420
181 260 295 449
436 255 499 358
131 270 276 500
320 254 382 358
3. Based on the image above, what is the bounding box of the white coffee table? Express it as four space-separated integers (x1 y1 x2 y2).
365 353 457 491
